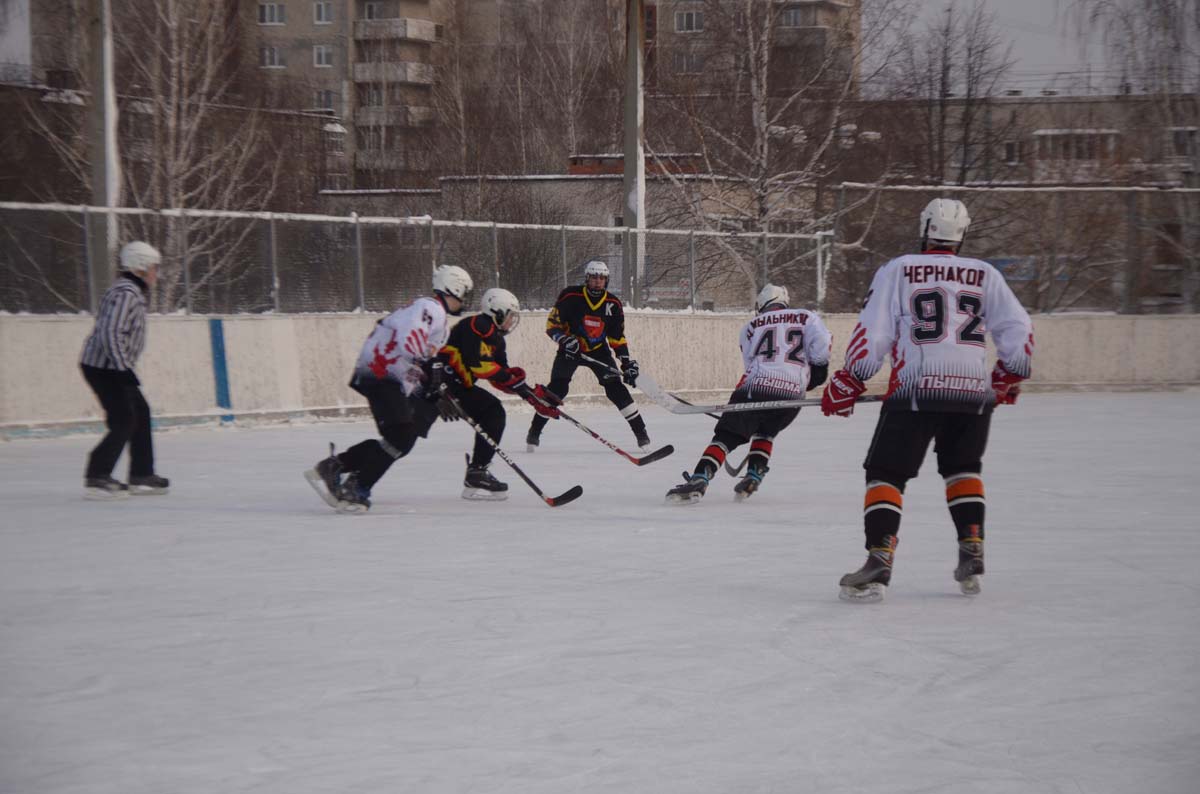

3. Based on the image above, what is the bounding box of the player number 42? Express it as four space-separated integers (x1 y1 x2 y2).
752 327 806 363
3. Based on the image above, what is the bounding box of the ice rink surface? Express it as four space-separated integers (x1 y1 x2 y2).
2 392 1198 794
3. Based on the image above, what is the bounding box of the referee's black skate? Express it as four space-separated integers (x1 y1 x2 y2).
839 535 897 603
463 457 508 501
84 476 129 500
129 474 169 495
733 463 768 501
665 471 709 505
953 537 984 595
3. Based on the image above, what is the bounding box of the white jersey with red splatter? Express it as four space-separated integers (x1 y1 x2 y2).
736 307 832 399
843 251 1034 413
354 296 449 395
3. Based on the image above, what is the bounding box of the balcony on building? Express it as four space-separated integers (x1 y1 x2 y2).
353 61 435 85
355 151 407 170
354 18 438 43
354 105 436 127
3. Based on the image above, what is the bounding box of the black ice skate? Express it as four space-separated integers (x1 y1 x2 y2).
525 427 541 453
463 458 509 501
84 476 129 500
839 536 897 603
733 463 768 501
634 427 651 450
336 473 372 513
129 474 170 495
304 443 345 510
665 471 709 505
953 537 984 595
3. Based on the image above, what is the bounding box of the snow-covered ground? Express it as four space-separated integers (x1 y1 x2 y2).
2 392 1197 794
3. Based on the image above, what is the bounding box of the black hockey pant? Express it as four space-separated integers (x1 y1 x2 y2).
81 364 155 480
528 348 640 435
338 378 505 492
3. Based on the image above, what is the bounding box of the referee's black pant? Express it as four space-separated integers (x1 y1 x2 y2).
81 364 155 480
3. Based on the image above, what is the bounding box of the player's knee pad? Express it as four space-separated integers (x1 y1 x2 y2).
379 426 417 459
605 381 634 405
712 428 747 451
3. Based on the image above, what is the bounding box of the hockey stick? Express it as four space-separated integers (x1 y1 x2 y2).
577 353 721 420
663 394 886 415
520 384 674 466
724 454 749 477
439 386 583 507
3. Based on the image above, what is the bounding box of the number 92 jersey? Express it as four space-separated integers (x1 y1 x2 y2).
845 252 1034 413
738 308 832 399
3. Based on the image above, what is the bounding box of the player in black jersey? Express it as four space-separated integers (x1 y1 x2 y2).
525 260 650 451
437 288 560 500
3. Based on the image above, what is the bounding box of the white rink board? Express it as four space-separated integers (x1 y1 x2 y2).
1 392 1198 793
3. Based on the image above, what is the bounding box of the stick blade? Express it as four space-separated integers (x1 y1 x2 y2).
633 444 675 466
544 484 584 507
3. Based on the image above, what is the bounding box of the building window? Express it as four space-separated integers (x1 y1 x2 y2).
435 24 445 39
1170 127 1197 158
364 1 383 20
779 6 816 27
314 45 334 67
258 3 286 24
314 2 333 23
259 46 285 68
675 10 703 33
672 51 705 74
1034 130 1118 161
360 84 383 106
1004 140 1022 165
314 89 336 111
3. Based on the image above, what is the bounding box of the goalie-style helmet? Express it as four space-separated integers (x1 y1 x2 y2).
920 198 971 248
481 287 521 332
119 241 161 275
755 283 789 314
432 264 473 301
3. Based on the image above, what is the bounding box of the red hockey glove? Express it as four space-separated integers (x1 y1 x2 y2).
991 362 1025 405
821 369 866 418
492 366 527 394
524 384 561 419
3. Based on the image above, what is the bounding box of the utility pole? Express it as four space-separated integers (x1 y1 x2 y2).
86 0 121 311
623 0 646 306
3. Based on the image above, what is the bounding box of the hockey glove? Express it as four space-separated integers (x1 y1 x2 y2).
821 369 866 418
492 366 527 394
435 394 462 422
619 357 640 387
991 362 1025 405
557 334 581 360
523 384 562 419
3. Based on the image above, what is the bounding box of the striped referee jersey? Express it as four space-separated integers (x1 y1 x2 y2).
80 275 148 371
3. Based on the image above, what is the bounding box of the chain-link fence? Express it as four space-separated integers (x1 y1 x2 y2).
4 185 1196 315
0 202 829 315
830 183 1200 314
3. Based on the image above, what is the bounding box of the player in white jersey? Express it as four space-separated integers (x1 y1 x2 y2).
821 199 1034 601
304 265 474 512
666 284 831 503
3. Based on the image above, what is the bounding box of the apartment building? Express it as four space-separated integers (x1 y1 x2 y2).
248 0 440 188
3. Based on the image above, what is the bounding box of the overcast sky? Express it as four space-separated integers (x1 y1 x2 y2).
915 0 1112 93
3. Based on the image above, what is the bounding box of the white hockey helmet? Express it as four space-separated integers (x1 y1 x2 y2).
481 287 521 332
583 259 609 280
432 264 474 301
119 241 161 275
920 198 971 247
755 283 789 313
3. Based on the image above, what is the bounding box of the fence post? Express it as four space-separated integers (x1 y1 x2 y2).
492 221 500 288
688 230 696 312
429 218 437 270
82 206 96 313
760 228 769 289
267 213 280 313
816 233 827 312
351 212 365 311
181 209 193 315
560 225 568 291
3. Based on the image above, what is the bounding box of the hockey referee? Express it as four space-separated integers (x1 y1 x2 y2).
79 241 169 499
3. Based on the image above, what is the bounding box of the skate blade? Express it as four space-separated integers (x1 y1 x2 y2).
129 485 169 495
526 444 537 453
958 575 981 596
83 488 129 501
665 492 703 505
462 487 508 501
839 583 886 603
303 468 342 509
335 500 370 514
